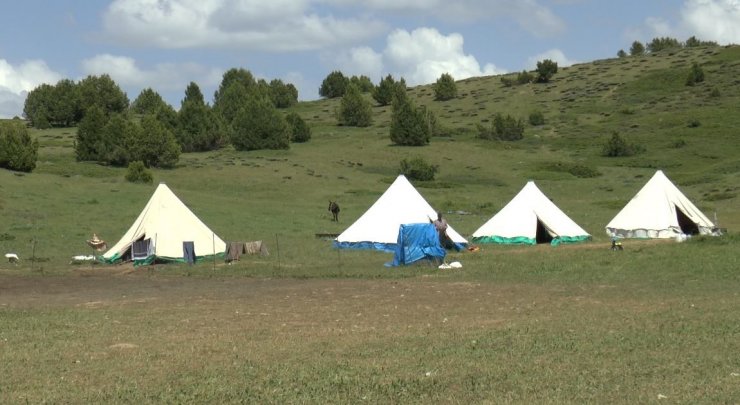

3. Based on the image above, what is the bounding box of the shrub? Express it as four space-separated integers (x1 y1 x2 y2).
478 113 525 141
529 111 545 126
75 105 109 162
23 83 56 129
269 79 298 108
516 70 535 84
131 88 168 115
709 87 721 98
176 102 227 152
0 121 38 172
433 73 457 101
602 132 642 157
399 157 438 181
125 161 153 184
390 96 430 146
535 59 558 83
231 97 290 151
102 113 136 166
500 77 514 87
34 113 52 130
213 81 251 125
349 75 374 93
686 62 705 86
134 115 181 168
286 112 311 143
687 119 701 128
495 114 524 141
685 36 718 47
319 71 349 98
78 74 129 116
541 162 602 178
337 84 373 127
647 37 681 53
372 75 406 106
568 165 601 178
617 49 627 58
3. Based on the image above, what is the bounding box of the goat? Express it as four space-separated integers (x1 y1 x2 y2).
328 201 340 222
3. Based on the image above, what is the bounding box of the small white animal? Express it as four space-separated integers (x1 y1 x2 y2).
5 253 19 263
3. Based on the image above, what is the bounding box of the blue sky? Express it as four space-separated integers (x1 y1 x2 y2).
1 0 739 118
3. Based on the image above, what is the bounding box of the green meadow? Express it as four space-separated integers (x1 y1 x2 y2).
1 45 739 403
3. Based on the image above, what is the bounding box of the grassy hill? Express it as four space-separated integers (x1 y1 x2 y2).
2 45 740 403
2 44 738 270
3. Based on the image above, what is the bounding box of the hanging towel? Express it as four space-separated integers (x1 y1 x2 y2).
182 241 195 264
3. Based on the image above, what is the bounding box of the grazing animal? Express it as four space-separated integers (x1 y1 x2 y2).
5 253 19 263
328 201 340 222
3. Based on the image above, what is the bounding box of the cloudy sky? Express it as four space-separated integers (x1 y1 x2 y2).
1 0 739 118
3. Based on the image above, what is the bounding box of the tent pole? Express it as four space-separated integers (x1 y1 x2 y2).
275 233 280 273
212 233 216 271
31 236 36 272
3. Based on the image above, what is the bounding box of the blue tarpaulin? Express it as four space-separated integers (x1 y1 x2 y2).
386 223 446 267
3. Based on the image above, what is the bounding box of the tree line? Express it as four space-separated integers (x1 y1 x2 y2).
19 69 309 170
617 36 718 58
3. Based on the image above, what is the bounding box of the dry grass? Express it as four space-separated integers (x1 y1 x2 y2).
2 250 739 403
2 45 740 403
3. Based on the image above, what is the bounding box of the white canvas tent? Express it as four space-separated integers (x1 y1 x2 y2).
102 183 226 265
606 170 716 239
334 175 467 251
471 181 591 245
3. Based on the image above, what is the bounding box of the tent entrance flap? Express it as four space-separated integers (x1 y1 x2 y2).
132 238 153 260
676 206 699 235
535 219 554 244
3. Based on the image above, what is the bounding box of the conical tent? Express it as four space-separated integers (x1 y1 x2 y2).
334 175 468 252
102 183 226 265
606 170 716 238
472 181 591 245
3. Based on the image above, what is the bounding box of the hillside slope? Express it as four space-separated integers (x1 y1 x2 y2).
1 45 738 268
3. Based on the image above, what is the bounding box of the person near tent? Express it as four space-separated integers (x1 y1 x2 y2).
432 212 457 250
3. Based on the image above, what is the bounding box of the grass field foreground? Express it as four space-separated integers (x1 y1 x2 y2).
1 45 740 402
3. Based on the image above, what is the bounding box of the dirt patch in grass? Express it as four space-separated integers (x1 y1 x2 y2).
0 271 553 323
2 268 738 403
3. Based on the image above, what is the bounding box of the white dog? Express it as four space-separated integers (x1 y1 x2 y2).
5 253 19 263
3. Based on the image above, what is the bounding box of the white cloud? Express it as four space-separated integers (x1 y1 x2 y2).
0 59 62 94
324 0 565 37
624 0 740 48
382 28 505 85
103 0 386 51
282 71 315 101
645 17 674 37
681 0 740 44
333 27 505 88
511 0 567 38
0 59 62 118
334 47 384 81
81 54 222 101
103 0 566 51
623 16 677 44
0 90 26 119
525 49 579 70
